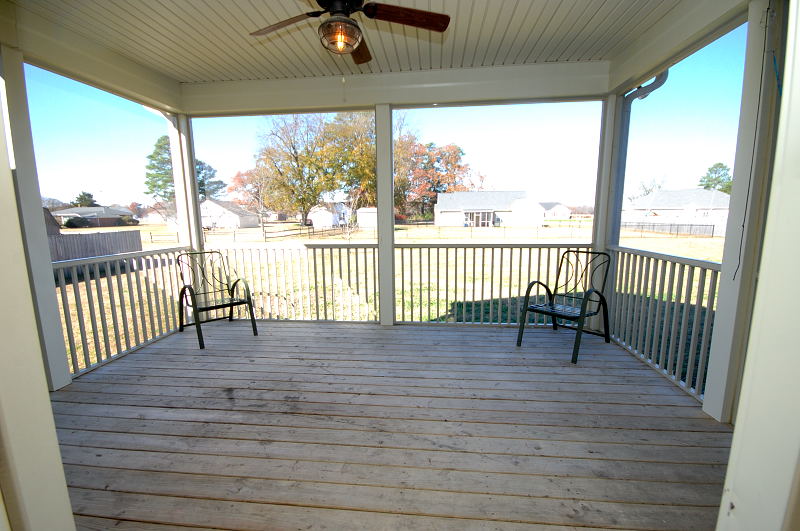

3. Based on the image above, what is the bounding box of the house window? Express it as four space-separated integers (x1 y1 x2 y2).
465 211 493 227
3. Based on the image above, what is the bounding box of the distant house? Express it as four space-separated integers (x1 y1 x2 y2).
308 202 350 229
356 207 377 228
200 199 259 229
139 202 179 227
539 202 572 219
434 191 545 227
622 188 730 235
50 205 133 227
262 210 288 222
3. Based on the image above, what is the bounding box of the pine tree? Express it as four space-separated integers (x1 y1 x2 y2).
144 135 225 202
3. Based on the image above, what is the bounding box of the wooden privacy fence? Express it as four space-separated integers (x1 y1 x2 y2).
52 247 187 375
49 230 142 261
608 246 720 400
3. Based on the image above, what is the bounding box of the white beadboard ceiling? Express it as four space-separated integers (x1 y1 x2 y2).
12 0 683 84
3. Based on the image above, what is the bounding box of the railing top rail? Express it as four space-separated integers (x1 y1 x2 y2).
394 243 593 249
303 242 593 249
52 246 190 268
620 222 716 228
304 243 379 249
608 245 721 271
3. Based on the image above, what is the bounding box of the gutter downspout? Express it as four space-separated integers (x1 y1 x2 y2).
609 71 669 245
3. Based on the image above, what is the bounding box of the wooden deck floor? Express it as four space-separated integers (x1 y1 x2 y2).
51 321 732 530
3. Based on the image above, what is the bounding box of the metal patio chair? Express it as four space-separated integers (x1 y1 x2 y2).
177 250 257 349
516 250 610 363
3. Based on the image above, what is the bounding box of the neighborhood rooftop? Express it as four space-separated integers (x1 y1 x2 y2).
627 189 732 210
436 191 563 211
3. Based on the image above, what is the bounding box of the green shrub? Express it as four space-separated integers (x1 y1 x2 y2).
64 217 92 228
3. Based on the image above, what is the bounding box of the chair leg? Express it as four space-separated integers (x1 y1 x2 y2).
193 308 205 349
516 308 528 346
552 316 559 331
601 300 610 343
571 317 585 364
228 305 235 321
247 299 258 336
178 288 186 332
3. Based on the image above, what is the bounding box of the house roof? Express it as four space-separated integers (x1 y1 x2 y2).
42 207 61 235
142 202 177 218
203 199 258 217
539 202 567 211
51 206 132 218
626 189 730 210
436 191 529 211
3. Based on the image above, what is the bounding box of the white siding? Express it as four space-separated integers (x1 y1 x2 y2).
434 210 464 227
356 207 377 228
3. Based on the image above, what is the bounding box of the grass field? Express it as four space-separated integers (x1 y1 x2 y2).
60 221 725 262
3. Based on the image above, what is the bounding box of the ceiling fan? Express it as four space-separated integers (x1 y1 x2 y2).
250 1 450 65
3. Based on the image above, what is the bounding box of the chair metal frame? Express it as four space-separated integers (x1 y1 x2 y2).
516 250 611 363
177 250 258 349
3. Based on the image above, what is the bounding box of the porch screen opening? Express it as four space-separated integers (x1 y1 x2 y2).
619 23 747 263
465 211 493 227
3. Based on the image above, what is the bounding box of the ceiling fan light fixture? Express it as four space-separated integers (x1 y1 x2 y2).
318 15 362 54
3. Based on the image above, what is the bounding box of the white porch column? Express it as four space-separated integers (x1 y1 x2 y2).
166 113 203 250
716 1 800 526
375 104 395 325
0 44 71 390
703 0 779 422
0 55 75 531
592 94 621 250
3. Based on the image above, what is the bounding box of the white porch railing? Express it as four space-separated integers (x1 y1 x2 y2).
217 245 379 322
608 246 721 400
52 243 722 402
53 247 187 375
394 244 592 324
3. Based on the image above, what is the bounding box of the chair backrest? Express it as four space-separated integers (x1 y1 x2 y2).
177 251 233 299
553 250 610 311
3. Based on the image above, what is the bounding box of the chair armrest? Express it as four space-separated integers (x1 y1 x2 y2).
579 288 608 315
229 278 253 299
179 285 197 307
522 280 554 308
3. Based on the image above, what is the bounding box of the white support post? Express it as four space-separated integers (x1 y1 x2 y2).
593 94 621 251
703 0 779 423
0 51 75 531
590 95 621 331
0 44 71 390
716 2 800 526
166 113 203 250
375 104 394 326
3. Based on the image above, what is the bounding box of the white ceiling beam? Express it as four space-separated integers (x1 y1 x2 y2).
181 61 610 116
608 0 748 93
0 0 182 112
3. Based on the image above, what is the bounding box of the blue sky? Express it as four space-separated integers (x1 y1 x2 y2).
26 23 746 207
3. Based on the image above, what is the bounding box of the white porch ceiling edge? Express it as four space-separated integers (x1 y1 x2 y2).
0 0 751 115
0 1 182 112
181 61 610 116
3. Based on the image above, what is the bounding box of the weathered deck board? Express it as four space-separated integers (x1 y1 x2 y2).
53 321 731 530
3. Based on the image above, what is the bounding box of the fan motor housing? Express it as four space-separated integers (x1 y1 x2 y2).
316 0 364 16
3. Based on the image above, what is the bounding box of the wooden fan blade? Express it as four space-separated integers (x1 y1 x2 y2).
352 39 372 64
361 3 450 32
250 11 323 36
